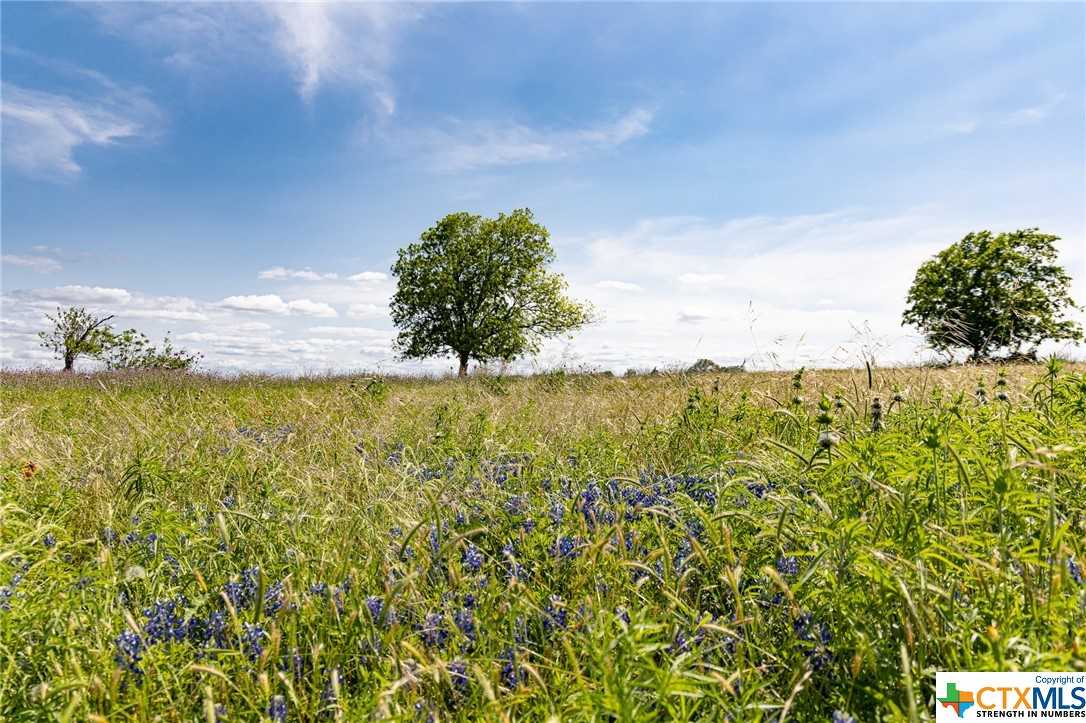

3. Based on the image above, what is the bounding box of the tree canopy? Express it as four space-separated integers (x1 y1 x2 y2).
38 307 115 372
902 229 1082 361
390 209 591 376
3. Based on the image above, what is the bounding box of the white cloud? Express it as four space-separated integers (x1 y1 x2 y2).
28 285 132 305
1 76 161 178
346 271 388 283
286 299 339 318
400 107 655 172
308 325 391 339
1 254 63 273
259 266 339 281
347 302 385 319
595 280 643 292
217 294 337 318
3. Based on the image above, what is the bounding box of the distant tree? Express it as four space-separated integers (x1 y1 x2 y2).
100 329 201 371
902 229 1082 362
38 306 115 372
391 209 592 376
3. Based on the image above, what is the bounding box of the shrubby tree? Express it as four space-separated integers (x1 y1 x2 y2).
391 209 592 376
99 329 201 371
39 306 200 372
38 307 115 372
903 229 1082 361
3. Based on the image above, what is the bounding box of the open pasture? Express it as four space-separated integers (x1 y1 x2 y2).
2 363 1085 721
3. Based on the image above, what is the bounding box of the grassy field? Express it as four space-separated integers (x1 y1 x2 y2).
2 362 1085 721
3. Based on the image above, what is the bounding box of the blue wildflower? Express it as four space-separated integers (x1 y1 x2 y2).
462 543 484 573
500 648 522 689
143 598 187 643
454 607 476 641
242 623 266 661
543 595 567 633
420 612 448 649
777 556 799 577
114 630 144 677
1070 557 1084 585
448 660 469 695
268 695 287 722
551 536 580 560
43 533 56 548
833 712 856 723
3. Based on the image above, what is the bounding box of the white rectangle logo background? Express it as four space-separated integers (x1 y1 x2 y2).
935 672 1086 720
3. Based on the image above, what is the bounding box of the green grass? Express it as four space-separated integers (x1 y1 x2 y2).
2 362 1085 721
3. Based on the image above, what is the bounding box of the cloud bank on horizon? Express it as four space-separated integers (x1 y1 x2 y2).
2 3 1084 374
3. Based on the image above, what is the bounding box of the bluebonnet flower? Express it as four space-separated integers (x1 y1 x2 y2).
522 518 536 533
746 481 770 499
832 712 856 723
363 594 384 620
512 616 527 645
1070 557 1084 585
145 532 159 555
673 539 692 570
794 613 833 671
428 526 441 555
505 496 527 515
615 606 630 624
448 660 469 695
114 630 144 677
454 607 476 641
551 536 580 560
102 527 117 546
500 648 522 689
777 556 799 577
463 593 476 609
420 612 448 648
143 598 187 643
549 502 565 524
390 526 403 538
0 586 13 611
543 595 567 633
214 704 227 720
242 623 266 661
124 531 141 545
43 533 56 548
386 442 404 466
264 580 285 615
268 695 287 722
673 630 693 653
221 495 237 509
310 582 329 597
462 543 484 573
226 566 260 609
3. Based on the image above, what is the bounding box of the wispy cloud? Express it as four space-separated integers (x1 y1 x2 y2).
259 266 339 281
1 254 63 273
595 280 643 292
88 3 419 114
1 80 161 179
400 107 655 172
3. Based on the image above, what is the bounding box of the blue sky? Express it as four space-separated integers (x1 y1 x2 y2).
2 2 1084 373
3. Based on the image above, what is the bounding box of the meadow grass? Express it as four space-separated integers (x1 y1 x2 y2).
1 362 1085 721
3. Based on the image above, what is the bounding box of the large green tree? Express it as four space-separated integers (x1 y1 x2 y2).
390 209 591 376
902 229 1082 361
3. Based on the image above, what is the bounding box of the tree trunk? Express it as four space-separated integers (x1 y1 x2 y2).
63 353 75 372
458 352 469 378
